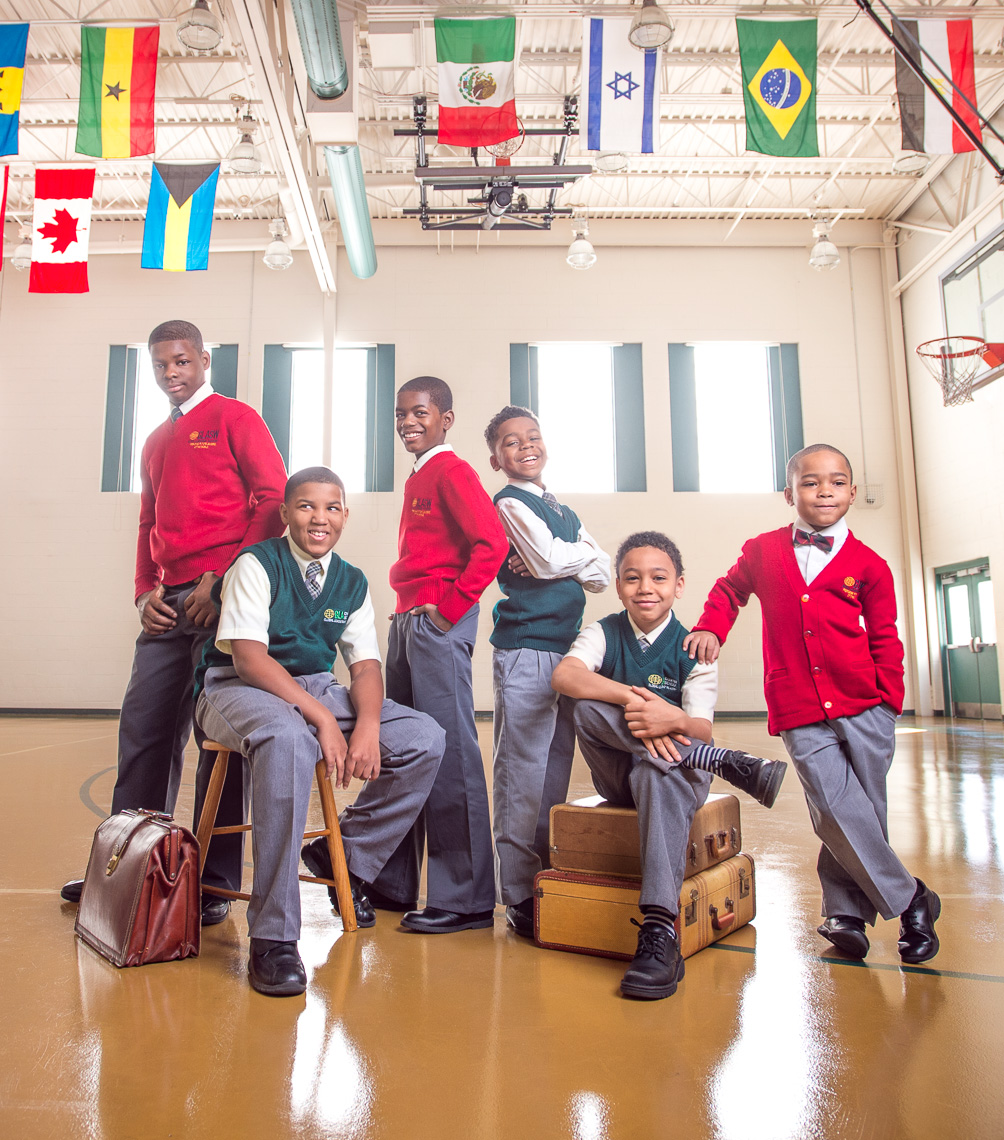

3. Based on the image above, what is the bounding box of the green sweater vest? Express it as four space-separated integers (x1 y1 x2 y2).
490 485 586 653
598 611 697 708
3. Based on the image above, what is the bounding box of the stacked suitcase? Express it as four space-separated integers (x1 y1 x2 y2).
534 793 755 961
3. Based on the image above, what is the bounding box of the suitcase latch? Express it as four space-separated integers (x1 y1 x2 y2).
688 841 698 866
106 848 123 875
684 888 699 926
738 867 750 899
731 826 739 848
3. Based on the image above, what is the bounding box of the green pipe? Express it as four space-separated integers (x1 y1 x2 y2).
289 0 349 100
324 145 377 280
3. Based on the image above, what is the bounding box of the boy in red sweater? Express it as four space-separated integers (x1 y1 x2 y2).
370 376 509 933
61 320 287 918
685 444 941 964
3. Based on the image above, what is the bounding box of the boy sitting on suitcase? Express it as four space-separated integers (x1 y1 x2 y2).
194 467 445 997
551 531 786 1000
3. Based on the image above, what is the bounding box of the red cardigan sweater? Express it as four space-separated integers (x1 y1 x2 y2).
693 526 905 734
390 450 508 625
135 393 286 599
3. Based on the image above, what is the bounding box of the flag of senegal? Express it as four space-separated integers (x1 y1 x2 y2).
737 19 818 158
76 26 159 158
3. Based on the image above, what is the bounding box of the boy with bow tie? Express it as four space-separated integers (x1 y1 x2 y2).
685 444 942 965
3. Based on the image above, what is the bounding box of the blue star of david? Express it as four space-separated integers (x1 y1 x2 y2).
606 71 639 100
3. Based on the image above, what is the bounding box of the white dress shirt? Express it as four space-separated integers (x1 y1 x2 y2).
496 479 611 592
215 535 381 667
174 380 215 417
565 610 718 723
412 443 454 473
792 516 849 585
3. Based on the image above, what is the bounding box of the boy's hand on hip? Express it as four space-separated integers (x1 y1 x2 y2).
682 630 721 664
316 715 350 787
184 573 220 629
413 603 453 632
508 552 532 578
138 585 177 636
346 725 381 783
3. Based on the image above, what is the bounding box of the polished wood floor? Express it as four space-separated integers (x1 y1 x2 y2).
1 714 1002 1139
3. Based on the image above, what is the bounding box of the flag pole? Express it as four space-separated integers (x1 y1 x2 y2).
853 0 1004 183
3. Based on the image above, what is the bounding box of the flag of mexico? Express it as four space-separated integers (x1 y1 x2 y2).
436 16 517 147
29 168 95 294
76 25 159 158
894 20 980 154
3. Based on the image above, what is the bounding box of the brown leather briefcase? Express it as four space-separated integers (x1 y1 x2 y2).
534 853 756 962
75 810 201 967
549 793 742 879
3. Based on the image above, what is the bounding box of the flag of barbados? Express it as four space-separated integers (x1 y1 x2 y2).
0 24 29 158
142 163 220 272
76 26 158 158
737 19 818 158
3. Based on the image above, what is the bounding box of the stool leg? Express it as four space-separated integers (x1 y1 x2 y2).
196 748 230 875
315 761 358 933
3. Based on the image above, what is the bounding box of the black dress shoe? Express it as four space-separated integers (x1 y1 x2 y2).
716 751 788 808
400 906 495 934
300 838 376 928
201 897 231 926
248 939 307 997
60 879 84 903
818 915 869 959
505 898 535 939
898 878 942 964
363 883 416 912
620 919 685 1000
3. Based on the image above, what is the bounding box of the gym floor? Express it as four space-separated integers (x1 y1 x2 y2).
1 714 1001 1140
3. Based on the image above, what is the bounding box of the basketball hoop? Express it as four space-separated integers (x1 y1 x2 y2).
916 336 986 406
484 119 524 167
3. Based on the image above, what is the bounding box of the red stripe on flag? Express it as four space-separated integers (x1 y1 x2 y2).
34 167 96 200
947 20 981 153
130 26 159 157
28 260 89 294
438 101 518 147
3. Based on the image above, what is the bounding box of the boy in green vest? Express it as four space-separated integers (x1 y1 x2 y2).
551 532 786 1000
485 405 612 938
194 467 445 997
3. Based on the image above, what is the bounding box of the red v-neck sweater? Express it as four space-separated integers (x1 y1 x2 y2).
693 526 905 734
134 393 286 599
390 451 508 625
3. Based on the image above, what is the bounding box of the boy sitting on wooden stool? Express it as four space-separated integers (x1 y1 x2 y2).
194 467 445 997
551 531 786 1000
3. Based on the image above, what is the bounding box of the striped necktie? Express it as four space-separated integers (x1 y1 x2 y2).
541 490 563 517
638 635 651 654
170 405 183 423
305 561 322 599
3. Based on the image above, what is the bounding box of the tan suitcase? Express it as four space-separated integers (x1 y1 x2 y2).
534 853 755 962
549 793 741 879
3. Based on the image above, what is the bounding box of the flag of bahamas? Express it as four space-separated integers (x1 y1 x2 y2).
737 19 818 158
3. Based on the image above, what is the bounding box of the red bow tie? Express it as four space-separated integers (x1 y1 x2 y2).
794 529 833 553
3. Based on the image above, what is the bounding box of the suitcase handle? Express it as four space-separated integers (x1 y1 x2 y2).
705 830 730 855
710 899 735 931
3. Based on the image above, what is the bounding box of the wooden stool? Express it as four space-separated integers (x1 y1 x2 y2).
195 741 358 933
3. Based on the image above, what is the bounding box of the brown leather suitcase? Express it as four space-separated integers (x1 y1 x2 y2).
534 853 755 961
75 810 201 967
549 793 741 879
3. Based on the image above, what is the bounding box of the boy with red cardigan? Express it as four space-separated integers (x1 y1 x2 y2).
370 376 509 933
685 444 942 965
61 320 286 918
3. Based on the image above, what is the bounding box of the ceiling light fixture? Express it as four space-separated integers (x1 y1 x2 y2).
566 218 597 271
628 0 675 51
809 218 840 272
229 108 263 175
263 218 294 270
11 224 32 271
177 0 223 53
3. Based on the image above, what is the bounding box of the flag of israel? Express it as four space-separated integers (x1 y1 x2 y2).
581 18 662 154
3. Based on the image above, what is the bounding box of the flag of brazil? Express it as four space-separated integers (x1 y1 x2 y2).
737 19 818 158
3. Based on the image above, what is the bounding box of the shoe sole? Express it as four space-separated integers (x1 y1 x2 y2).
400 916 495 934
817 923 869 959
758 760 788 809
301 845 376 928
899 891 941 964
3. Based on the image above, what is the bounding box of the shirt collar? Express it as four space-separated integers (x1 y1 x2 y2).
176 382 214 417
627 610 674 644
285 534 334 575
507 478 545 497
413 443 453 473
793 516 848 541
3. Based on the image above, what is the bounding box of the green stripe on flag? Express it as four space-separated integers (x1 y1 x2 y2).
76 26 106 156
737 18 818 158
435 17 515 64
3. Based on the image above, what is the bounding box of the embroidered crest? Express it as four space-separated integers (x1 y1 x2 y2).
842 577 863 601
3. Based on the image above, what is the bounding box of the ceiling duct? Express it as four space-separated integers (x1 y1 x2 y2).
324 145 377 280
289 0 349 99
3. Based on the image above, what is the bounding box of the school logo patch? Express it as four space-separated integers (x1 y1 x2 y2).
188 428 219 450
842 576 863 601
648 674 663 686
646 674 679 694
323 609 348 623
411 496 432 518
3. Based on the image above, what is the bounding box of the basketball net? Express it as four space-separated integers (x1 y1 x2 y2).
916 337 984 407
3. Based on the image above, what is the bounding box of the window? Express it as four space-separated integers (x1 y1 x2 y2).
262 344 395 493
509 342 646 492
668 342 803 493
101 344 237 492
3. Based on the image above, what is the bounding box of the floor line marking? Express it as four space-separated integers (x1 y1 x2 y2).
0 733 118 758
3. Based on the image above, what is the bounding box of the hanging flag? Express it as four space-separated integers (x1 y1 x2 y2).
141 162 220 272
737 19 818 158
76 26 159 158
895 20 980 155
29 167 95 294
580 18 662 154
0 23 29 157
435 16 517 147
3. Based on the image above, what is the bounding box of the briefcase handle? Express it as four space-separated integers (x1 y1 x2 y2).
105 811 175 877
